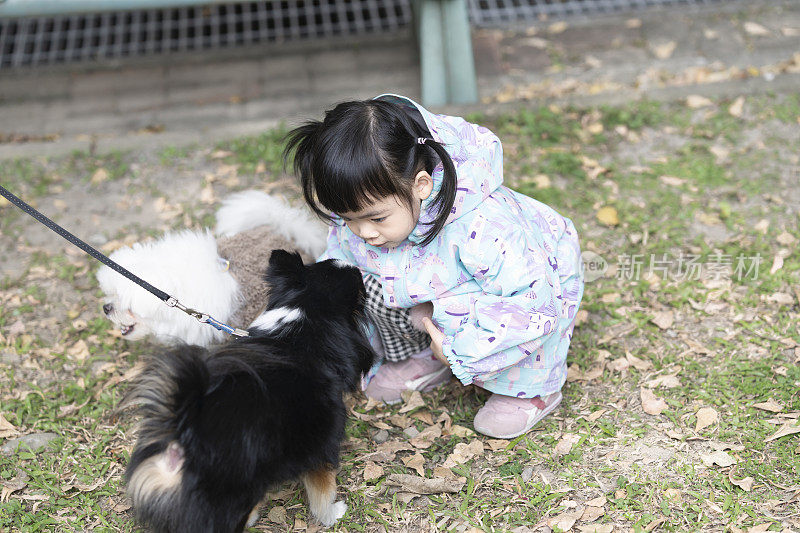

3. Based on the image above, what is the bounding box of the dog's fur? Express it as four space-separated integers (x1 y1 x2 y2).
123 250 376 532
97 190 327 346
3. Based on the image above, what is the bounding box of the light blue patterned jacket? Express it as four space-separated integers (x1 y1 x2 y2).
321 94 584 398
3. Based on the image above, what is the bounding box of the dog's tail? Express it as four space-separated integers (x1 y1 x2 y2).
123 345 210 530
214 189 328 258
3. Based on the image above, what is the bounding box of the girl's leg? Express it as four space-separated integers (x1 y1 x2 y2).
362 275 451 403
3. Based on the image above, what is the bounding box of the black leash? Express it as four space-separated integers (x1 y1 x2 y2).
0 184 248 338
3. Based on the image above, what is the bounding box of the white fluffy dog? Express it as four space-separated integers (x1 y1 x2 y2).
97 190 328 346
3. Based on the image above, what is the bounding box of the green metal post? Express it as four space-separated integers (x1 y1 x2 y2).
415 0 477 107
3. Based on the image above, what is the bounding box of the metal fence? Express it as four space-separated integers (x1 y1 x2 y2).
0 0 734 69
468 0 732 25
0 0 413 68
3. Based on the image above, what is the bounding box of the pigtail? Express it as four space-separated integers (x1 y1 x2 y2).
283 122 334 223
416 138 457 247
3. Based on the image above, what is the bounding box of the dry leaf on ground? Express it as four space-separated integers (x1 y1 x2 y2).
644 374 681 389
728 96 745 117
695 407 719 432
442 440 485 468
554 433 581 456
640 387 668 415
729 472 754 491
743 22 771 36
596 206 619 226
548 508 583 532
363 462 384 481
651 310 675 330
700 450 737 467
399 391 426 413
765 421 800 442
402 453 426 477
578 525 613 533
686 95 714 108
267 505 287 524
386 474 465 494
752 399 784 413
651 41 677 59
0 414 19 439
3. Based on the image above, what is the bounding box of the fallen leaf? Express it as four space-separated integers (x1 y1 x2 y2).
700 450 737 467
651 310 675 330
90 168 109 185
66 339 90 361
402 453 426 476
743 21 771 36
728 96 745 117
686 95 714 108
442 440 484 468
267 505 286 524
769 254 784 275
578 525 613 533
199 183 216 204
596 206 619 226
486 439 510 451
386 474 465 494
626 352 653 371
659 175 686 187
0 414 19 439
363 462 384 481
754 219 770 234
586 495 607 507
766 292 794 306
640 388 668 415
548 508 583 532
399 391 426 413
445 424 474 438
609 357 630 373
645 374 681 389
747 523 772 533
554 433 581 457
695 407 718 432
581 505 605 522
0 470 29 502
765 421 800 442
548 21 568 34
729 473 754 491
410 424 442 449
752 399 784 413
776 231 798 247
651 41 677 59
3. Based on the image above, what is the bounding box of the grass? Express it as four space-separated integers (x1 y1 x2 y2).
1 92 799 532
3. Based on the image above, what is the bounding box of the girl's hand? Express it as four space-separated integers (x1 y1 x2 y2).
422 318 449 367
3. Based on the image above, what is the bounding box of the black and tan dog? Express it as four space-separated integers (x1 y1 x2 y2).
123 250 376 532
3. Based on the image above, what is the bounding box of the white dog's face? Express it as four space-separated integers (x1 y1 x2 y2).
101 298 153 341
95 230 240 347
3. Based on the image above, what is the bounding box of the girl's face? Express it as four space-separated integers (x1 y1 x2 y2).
337 171 433 249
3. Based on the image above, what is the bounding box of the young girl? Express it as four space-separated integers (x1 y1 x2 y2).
285 94 584 439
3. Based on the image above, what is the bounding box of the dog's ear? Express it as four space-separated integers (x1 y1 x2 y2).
266 249 306 285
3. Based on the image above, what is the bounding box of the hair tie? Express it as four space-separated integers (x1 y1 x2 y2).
417 137 429 145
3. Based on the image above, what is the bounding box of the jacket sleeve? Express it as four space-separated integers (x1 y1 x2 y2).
439 224 560 386
318 222 351 263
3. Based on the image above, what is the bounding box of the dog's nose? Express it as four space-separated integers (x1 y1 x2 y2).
103 303 114 315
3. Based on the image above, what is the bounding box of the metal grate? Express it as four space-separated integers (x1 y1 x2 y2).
468 0 733 26
0 0 412 68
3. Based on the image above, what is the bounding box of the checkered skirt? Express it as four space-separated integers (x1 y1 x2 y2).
362 274 431 362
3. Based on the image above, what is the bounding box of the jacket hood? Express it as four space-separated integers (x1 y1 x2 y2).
375 94 505 245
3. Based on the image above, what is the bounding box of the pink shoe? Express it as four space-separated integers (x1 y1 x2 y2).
473 391 563 438
364 349 451 404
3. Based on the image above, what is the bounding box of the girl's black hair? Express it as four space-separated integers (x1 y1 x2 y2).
283 98 457 247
